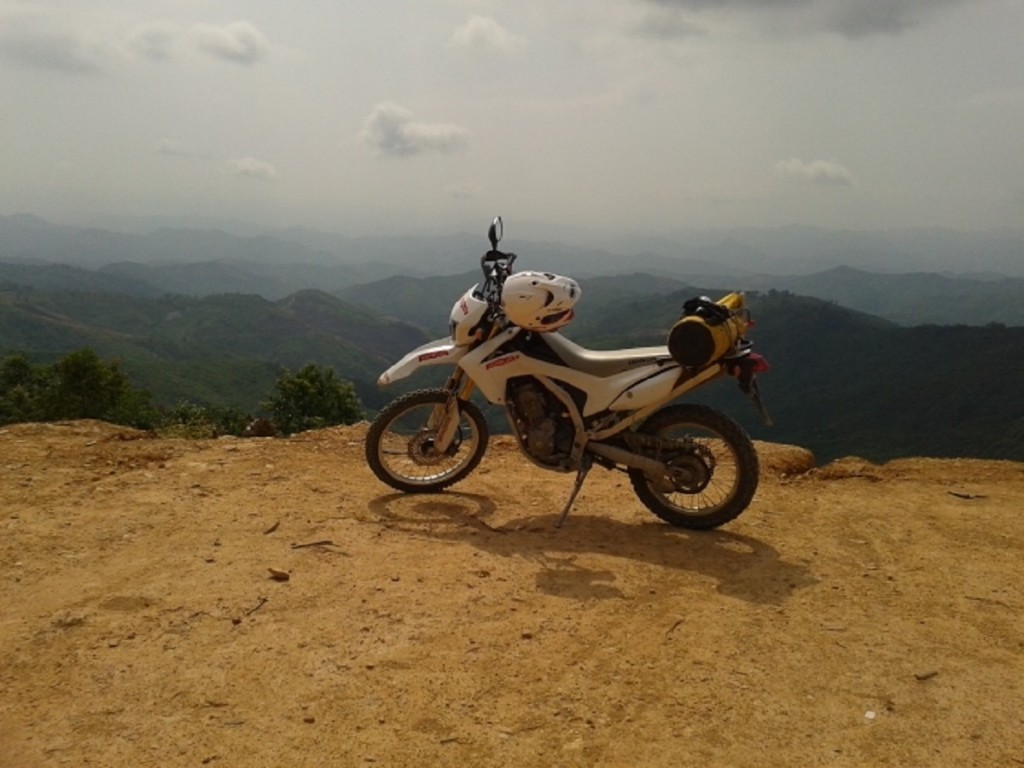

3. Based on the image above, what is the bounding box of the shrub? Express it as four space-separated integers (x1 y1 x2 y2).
263 363 362 434
158 401 250 438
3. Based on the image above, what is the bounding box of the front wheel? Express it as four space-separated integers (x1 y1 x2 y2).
365 388 489 493
627 404 759 530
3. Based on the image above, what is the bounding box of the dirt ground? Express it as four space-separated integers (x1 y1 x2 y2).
1 420 1022 768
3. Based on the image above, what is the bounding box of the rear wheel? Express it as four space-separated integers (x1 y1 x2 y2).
627 404 759 530
365 388 489 493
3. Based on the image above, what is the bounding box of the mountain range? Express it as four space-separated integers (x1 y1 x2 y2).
3 213 1023 326
2 213 1023 462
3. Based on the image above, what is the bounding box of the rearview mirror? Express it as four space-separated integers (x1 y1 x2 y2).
488 216 503 250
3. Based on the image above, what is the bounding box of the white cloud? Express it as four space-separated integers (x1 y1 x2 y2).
228 156 279 181
0 14 273 73
822 0 960 38
360 103 470 157
450 16 526 52
128 21 178 62
644 0 979 38
776 157 854 186
0 13 102 73
194 21 269 66
635 8 706 40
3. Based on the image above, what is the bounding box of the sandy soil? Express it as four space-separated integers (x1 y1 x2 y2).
1 420 1022 767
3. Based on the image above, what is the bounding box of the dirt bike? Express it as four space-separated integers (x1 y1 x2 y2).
365 217 771 530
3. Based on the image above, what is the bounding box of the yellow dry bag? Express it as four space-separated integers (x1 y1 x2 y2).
667 292 750 368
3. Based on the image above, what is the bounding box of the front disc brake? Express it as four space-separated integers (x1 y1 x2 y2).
407 429 461 465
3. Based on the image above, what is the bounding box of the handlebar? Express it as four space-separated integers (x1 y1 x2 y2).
480 248 516 272
478 249 517 310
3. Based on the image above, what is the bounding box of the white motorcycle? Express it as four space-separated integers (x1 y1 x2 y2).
365 217 770 530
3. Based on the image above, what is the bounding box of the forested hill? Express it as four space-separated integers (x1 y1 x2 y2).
0 288 429 411
3 272 1023 462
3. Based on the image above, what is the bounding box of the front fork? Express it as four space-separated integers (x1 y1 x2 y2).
431 369 477 453
431 321 501 452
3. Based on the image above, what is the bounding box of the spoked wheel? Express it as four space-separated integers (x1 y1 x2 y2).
627 404 759 530
365 388 489 493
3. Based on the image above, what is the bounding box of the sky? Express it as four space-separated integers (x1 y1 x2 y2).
2 0 1023 238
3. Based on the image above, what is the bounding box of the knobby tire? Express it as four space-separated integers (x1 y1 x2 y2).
365 388 489 493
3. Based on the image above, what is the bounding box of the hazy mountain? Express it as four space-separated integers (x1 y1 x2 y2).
605 225 1024 277
6 213 1023 279
3 213 1023 327
748 267 1024 326
338 271 480 336
339 266 1024 330
0 261 163 297
0 214 374 272
99 261 290 298
336 271 699 338
98 260 407 300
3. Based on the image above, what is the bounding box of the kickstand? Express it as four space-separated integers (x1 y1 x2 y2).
555 457 592 529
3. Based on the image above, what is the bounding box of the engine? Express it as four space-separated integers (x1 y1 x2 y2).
506 378 574 468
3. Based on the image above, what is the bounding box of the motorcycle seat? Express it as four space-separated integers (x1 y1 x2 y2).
543 332 675 377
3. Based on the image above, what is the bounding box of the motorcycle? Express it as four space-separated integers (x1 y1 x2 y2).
365 217 770 530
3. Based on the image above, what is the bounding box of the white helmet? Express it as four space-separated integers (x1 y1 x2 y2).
501 271 581 332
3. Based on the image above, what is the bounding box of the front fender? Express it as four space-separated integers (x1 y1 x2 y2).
377 338 468 387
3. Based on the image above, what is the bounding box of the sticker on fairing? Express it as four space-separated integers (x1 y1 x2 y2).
485 354 519 370
418 349 449 362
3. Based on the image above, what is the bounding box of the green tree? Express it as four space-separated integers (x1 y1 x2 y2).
264 363 362 434
0 349 158 428
0 353 47 424
41 348 134 420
